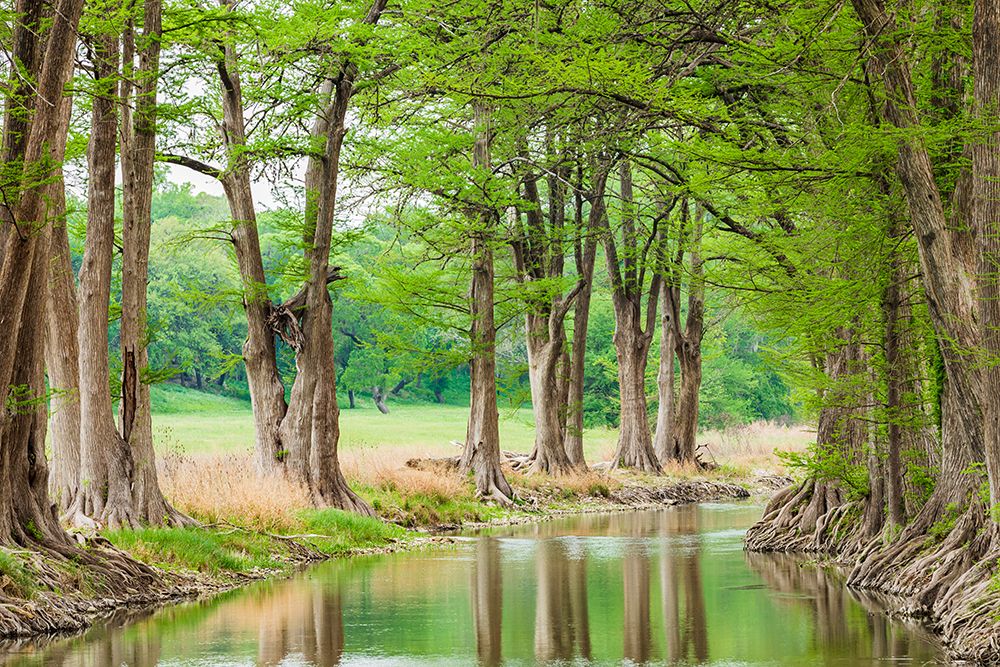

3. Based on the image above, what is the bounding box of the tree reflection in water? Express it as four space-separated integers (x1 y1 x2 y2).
472 536 503 666
660 506 708 663
746 551 942 662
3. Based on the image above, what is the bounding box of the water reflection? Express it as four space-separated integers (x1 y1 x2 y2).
0 505 944 666
746 551 941 664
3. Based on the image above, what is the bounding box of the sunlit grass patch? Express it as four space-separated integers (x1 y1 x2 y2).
103 527 286 574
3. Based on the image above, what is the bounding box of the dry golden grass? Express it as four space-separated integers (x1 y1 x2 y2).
341 446 468 501
160 452 311 532
697 421 813 472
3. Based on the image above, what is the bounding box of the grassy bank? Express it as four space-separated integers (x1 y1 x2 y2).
73 385 807 585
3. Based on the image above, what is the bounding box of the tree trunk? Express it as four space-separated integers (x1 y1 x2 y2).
653 285 677 463
882 215 908 527
565 165 609 467
0 0 85 553
112 1 188 527
612 319 660 472
974 0 1000 508
348 389 356 409
852 0 982 512
603 161 661 473
277 67 373 515
43 96 78 510
460 103 514 504
372 386 390 414
216 35 289 474
526 313 575 475
65 30 136 528
672 344 702 464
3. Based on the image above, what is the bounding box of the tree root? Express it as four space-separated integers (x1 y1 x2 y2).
747 479 1000 663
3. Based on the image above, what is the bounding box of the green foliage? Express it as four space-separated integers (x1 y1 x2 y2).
777 442 869 501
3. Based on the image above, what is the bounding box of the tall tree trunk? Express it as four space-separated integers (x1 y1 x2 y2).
565 165 609 467
66 30 136 527
44 96 78 509
604 162 661 473
653 284 677 463
113 0 188 527
277 66 372 514
215 28 289 475
0 0 84 551
974 0 1000 508
671 213 704 465
460 103 514 504
852 0 982 514
883 215 909 527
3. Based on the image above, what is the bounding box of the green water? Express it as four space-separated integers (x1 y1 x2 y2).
1 504 943 665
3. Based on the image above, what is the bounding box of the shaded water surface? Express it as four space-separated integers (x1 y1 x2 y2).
2 504 943 665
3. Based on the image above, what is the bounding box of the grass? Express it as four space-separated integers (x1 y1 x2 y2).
150 384 811 472
103 508 406 575
0 550 38 598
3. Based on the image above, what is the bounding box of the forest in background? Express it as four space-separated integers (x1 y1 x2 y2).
101 183 797 432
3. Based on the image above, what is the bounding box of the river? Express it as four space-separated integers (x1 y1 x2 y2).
0 504 944 665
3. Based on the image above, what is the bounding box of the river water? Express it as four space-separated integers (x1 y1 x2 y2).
1 504 944 665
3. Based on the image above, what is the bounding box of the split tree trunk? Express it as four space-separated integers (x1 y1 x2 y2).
68 30 136 527
525 314 575 475
603 161 661 473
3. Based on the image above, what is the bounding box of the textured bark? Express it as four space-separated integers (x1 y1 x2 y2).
0 0 83 550
669 210 704 464
525 314 574 475
511 152 582 475
102 0 191 526
460 104 514 504
852 0 982 506
882 212 913 527
43 96 78 510
68 32 135 528
565 165 609 467
603 161 661 472
277 63 373 514
973 0 1000 507
215 30 288 475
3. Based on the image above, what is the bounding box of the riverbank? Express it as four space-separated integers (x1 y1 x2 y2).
0 466 771 646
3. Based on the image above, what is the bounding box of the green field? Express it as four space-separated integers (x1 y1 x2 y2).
150 384 619 461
